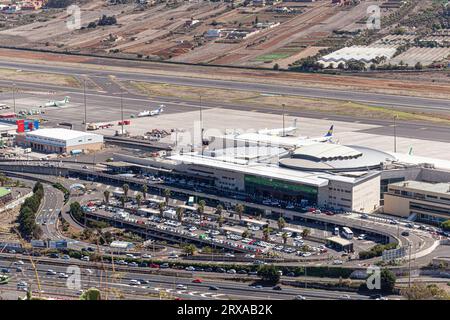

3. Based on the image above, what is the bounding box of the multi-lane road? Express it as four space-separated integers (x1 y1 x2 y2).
0 256 373 300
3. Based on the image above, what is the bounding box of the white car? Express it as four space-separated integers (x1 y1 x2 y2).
47 269 57 276
333 260 343 265
129 279 141 286
142 254 152 259
58 273 69 279
14 260 24 265
176 284 187 290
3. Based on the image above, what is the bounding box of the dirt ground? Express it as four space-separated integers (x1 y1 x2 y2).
0 68 81 88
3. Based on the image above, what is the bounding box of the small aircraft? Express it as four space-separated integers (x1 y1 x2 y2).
258 119 298 136
43 96 70 108
137 105 165 117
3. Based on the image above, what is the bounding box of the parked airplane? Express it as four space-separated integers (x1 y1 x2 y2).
258 119 298 136
137 105 165 117
308 125 334 142
42 96 70 108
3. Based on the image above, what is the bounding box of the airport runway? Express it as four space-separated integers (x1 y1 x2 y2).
0 60 449 111
1 78 450 143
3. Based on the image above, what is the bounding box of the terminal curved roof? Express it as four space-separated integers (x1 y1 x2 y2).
279 144 396 172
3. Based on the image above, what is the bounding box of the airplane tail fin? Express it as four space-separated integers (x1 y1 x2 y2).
408 147 413 156
293 118 298 128
324 125 334 137
64 96 70 103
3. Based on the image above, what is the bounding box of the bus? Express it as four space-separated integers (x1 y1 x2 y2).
341 227 354 240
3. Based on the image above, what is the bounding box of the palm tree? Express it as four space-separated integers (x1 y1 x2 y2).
262 226 271 242
122 183 129 200
242 229 251 238
301 228 311 239
158 202 165 216
235 204 244 220
217 215 224 227
282 232 288 244
142 184 148 200
215 204 223 216
136 194 142 208
176 207 185 223
163 189 171 205
103 190 110 204
277 217 286 230
120 195 125 208
197 200 206 220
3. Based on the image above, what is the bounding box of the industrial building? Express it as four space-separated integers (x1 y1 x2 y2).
384 181 450 224
23 128 103 154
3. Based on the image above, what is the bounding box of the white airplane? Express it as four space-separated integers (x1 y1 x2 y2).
137 105 165 117
43 96 70 108
258 119 298 136
306 125 334 143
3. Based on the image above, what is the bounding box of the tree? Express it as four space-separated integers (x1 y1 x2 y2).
257 265 280 283
282 232 288 244
301 228 311 239
441 219 450 231
176 207 185 223
142 184 148 200
122 184 129 200
262 226 272 242
197 200 206 220
273 63 279 71
414 62 423 70
401 282 450 300
242 229 251 238
217 215 224 227
183 244 197 256
158 202 165 216
103 190 110 204
79 288 101 300
380 268 396 293
163 189 171 205
215 204 223 216
120 195 126 208
277 217 286 230
235 204 244 220
136 194 142 208
69 201 83 222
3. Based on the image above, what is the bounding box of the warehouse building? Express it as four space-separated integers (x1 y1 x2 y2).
24 128 103 154
384 181 450 224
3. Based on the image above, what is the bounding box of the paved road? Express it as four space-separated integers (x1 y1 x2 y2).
0 258 371 300
0 60 449 111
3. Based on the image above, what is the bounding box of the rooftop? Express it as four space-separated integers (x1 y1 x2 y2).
390 180 450 195
26 128 102 141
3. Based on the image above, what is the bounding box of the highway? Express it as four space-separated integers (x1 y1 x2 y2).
0 257 371 300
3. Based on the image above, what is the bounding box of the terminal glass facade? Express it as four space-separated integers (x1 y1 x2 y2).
244 175 318 203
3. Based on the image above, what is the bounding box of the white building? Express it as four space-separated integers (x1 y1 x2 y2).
25 128 103 153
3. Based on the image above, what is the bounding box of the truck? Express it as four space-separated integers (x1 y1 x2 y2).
71 149 82 155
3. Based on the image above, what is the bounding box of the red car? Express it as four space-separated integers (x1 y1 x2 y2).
192 278 203 283
149 263 160 269
325 211 334 216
